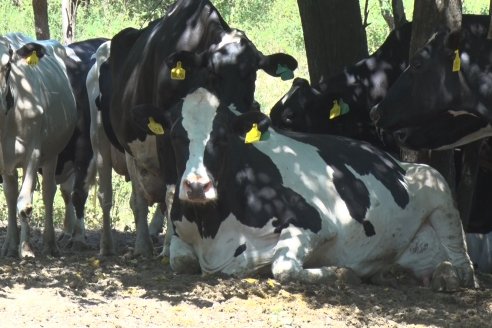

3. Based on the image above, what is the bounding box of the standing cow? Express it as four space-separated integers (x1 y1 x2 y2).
134 86 476 291
105 0 298 256
0 33 77 257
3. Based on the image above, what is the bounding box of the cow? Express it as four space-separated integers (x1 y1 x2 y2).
0 33 78 257
270 15 489 153
86 40 168 256
132 86 476 290
370 19 492 150
55 37 108 249
105 0 298 257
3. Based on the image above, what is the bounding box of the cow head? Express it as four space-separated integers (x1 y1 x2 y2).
165 29 297 115
369 28 479 149
0 38 47 114
132 87 269 204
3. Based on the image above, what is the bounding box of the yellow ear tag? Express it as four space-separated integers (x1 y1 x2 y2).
26 50 39 66
245 123 261 144
171 61 186 80
329 100 341 119
452 49 461 72
147 117 165 135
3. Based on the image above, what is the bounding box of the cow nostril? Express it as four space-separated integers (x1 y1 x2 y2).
203 181 212 193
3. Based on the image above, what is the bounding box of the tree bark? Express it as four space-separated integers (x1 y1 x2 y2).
62 0 78 45
378 0 394 30
297 0 368 84
392 0 407 28
32 0 50 40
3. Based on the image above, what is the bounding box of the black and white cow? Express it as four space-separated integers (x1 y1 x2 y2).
0 33 78 257
136 86 475 290
86 40 168 256
370 18 492 150
271 15 489 153
106 0 297 256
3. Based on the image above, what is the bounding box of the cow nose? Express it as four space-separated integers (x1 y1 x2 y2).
183 179 213 200
369 106 381 124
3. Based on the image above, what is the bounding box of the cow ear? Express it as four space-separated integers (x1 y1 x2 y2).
445 29 461 51
131 104 173 136
232 111 271 139
259 53 298 81
16 42 47 64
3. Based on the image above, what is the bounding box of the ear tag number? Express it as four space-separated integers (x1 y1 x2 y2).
26 50 39 66
245 123 262 144
148 117 165 135
452 50 461 72
276 64 294 81
171 61 186 80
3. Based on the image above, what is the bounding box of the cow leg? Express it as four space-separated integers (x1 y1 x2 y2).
17 150 41 258
41 157 59 256
270 226 359 284
148 203 165 241
169 234 200 274
478 232 492 273
428 206 477 289
70 158 96 251
96 139 114 256
58 174 76 244
1 172 19 257
129 184 153 257
159 185 175 258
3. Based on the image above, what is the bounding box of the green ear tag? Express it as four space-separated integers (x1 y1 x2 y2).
339 99 350 115
148 117 165 135
275 64 294 81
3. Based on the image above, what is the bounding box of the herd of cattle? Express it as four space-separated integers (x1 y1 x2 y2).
1 0 491 290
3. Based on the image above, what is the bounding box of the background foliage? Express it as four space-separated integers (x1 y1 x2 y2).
0 0 489 230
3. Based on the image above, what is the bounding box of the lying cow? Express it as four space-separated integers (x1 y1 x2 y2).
0 33 77 257
106 0 298 257
134 86 476 290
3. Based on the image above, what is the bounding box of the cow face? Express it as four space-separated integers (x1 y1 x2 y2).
143 87 268 204
166 29 297 114
370 29 466 146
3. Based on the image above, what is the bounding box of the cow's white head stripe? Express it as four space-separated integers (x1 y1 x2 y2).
179 88 220 201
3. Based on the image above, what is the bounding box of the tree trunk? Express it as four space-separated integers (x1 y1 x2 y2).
378 0 395 30
297 0 368 84
62 0 78 45
403 0 462 211
32 0 50 40
392 0 407 28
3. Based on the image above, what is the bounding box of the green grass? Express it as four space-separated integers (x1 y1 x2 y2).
0 0 489 230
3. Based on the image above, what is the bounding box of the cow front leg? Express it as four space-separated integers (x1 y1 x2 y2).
169 234 200 274
271 226 359 284
58 174 76 245
159 185 175 258
41 157 59 256
1 172 19 257
129 184 153 257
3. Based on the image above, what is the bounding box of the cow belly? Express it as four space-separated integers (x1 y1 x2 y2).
175 213 279 275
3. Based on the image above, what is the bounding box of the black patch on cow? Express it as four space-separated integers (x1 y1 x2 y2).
363 221 376 236
234 244 247 257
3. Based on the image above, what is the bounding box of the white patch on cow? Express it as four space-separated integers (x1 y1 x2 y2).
64 47 82 62
216 29 244 50
174 212 279 275
179 88 220 201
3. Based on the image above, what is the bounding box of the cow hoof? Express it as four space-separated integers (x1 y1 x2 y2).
159 244 171 258
171 255 201 274
58 233 72 247
431 261 460 292
334 267 362 285
19 241 35 258
455 266 478 289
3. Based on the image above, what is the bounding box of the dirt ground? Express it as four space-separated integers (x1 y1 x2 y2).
0 224 491 328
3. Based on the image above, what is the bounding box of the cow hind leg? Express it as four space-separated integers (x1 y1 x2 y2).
428 206 476 289
41 158 60 256
58 175 76 245
271 226 360 285
1 173 19 257
129 186 153 257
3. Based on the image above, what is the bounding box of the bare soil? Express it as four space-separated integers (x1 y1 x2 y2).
1 224 491 328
